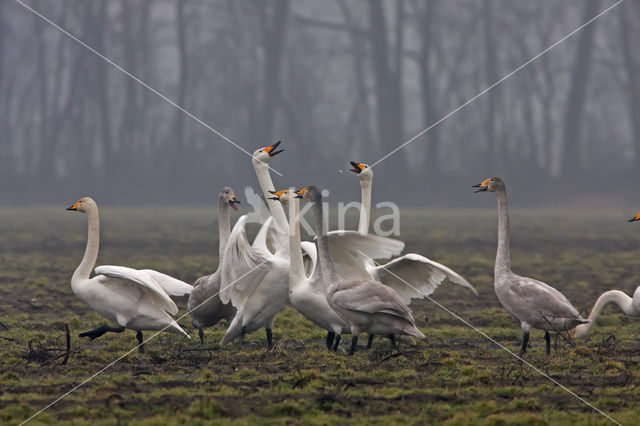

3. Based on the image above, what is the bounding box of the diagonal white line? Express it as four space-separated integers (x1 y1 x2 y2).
19 255 275 425
357 251 621 425
11 0 284 176
368 0 624 170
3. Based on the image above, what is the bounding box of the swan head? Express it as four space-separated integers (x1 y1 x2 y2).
571 323 589 340
349 161 372 182
473 177 505 193
628 211 640 222
66 197 96 213
296 186 321 203
252 141 284 165
219 187 240 211
268 189 295 204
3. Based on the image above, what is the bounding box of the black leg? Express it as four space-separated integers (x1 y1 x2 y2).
388 334 397 348
519 331 529 356
325 331 335 351
349 335 358 356
545 331 551 355
332 334 342 352
238 327 246 346
136 331 145 353
366 334 374 349
79 324 125 340
266 327 273 349
198 328 205 346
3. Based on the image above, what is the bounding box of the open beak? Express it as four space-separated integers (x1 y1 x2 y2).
228 195 240 210
295 188 308 199
66 202 80 211
263 141 284 157
472 179 490 193
349 161 364 174
268 190 287 201
629 212 640 222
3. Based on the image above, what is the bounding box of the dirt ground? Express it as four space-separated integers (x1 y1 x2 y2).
0 207 638 425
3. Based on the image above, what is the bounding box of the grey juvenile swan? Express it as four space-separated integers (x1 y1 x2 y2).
299 186 425 356
187 187 240 345
473 177 588 355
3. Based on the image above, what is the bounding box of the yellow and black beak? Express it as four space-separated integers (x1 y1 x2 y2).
472 179 491 193
295 188 308 199
262 141 284 157
268 190 288 201
628 212 640 222
66 201 80 211
349 161 366 174
229 194 240 210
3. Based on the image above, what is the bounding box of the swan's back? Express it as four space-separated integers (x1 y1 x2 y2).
499 273 586 330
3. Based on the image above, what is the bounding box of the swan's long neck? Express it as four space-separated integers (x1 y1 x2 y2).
253 161 288 232
311 196 339 285
588 290 637 325
358 179 372 235
288 197 306 285
72 206 100 283
495 190 511 278
218 201 231 260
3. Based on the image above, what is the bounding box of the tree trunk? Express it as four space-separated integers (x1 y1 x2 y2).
561 0 600 178
618 3 640 168
255 0 290 144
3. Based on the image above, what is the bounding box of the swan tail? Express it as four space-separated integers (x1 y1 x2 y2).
403 325 425 340
220 314 243 346
568 318 590 329
167 319 190 339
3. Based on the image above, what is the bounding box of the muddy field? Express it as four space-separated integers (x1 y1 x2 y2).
1 206 639 425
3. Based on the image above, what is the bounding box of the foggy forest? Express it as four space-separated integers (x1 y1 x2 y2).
1 0 637 205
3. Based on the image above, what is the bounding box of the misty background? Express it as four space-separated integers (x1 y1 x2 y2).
1 0 638 208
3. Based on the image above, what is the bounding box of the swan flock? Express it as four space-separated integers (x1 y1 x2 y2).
63 142 639 357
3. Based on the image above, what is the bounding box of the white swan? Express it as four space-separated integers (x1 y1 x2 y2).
473 177 588 355
218 142 290 348
187 187 240 345
348 162 477 348
572 287 640 339
218 215 288 348
300 186 425 356
67 197 192 352
347 162 477 301
218 142 401 348
270 189 350 351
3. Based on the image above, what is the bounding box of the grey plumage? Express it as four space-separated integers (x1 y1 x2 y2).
188 187 239 343
303 186 424 355
474 177 587 355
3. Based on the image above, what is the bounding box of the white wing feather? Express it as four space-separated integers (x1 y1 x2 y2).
323 231 404 279
369 254 477 305
139 269 192 296
95 265 179 315
219 216 273 308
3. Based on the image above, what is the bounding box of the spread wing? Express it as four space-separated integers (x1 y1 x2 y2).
95 265 178 315
244 186 287 254
324 231 405 279
332 280 415 324
139 269 192 296
219 215 274 308
370 254 477 305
